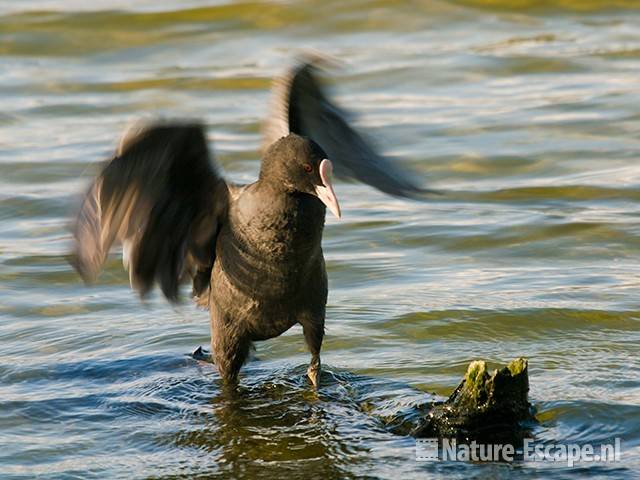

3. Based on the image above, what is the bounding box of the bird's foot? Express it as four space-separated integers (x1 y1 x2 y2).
307 357 321 389
190 346 214 363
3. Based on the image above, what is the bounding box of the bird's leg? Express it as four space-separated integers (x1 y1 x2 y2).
301 316 324 389
308 355 321 390
212 332 251 385
211 311 251 385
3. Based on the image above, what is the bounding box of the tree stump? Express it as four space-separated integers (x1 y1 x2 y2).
412 357 534 443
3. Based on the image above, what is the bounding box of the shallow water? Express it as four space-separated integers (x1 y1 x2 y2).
1 1 640 478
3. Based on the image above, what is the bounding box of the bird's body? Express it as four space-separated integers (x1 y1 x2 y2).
206 178 328 383
70 58 428 387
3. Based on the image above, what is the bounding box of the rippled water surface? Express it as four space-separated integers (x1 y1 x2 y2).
2 1 640 478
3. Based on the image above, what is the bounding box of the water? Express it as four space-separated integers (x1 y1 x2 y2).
1 1 640 478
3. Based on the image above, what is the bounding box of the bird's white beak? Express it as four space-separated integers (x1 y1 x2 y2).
314 159 341 219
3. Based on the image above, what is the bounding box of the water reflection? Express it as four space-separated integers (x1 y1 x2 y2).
167 366 380 478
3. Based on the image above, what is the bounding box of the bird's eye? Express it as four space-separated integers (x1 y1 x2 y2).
303 163 313 173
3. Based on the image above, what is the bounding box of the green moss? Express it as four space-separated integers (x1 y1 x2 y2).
507 357 528 376
464 360 488 394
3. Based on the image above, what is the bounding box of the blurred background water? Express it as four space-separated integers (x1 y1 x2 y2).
1 0 640 478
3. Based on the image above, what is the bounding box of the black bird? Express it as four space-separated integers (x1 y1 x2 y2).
71 59 428 387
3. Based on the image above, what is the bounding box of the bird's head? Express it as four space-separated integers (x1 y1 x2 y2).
260 134 341 218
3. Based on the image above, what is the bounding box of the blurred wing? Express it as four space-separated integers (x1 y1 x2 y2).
263 59 431 198
71 122 227 303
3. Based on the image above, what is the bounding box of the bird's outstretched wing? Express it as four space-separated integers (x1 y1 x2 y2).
263 59 432 198
71 122 226 303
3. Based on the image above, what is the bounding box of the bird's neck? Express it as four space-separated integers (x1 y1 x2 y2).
255 173 300 200
239 180 326 236
258 163 295 193
250 180 310 215
226 181 326 273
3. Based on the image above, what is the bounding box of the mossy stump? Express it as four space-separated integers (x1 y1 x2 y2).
413 357 534 443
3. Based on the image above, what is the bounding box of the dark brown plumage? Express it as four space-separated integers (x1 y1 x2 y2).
70 58 428 387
